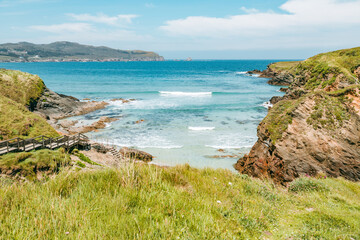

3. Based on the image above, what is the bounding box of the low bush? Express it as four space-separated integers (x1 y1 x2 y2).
289 177 329 193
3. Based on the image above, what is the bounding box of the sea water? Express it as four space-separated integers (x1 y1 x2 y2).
1 60 285 170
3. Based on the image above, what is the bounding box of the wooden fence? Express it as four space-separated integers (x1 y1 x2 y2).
0 133 89 155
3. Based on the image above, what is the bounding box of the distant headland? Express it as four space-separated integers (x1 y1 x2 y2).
0 41 165 62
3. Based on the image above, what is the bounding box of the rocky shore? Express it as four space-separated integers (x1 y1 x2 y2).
31 87 155 162
33 87 108 120
236 48 360 184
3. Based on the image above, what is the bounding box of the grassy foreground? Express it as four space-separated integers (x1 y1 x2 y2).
0 163 359 239
0 149 70 180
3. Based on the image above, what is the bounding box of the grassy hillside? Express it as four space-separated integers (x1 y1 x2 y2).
0 41 164 62
269 47 360 90
0 69 59 140
0 148 70 180
0 95 59 140
268 61 300 72
0 163 359 239
0 68 45 106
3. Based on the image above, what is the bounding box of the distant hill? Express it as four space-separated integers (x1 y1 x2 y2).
0 41 164 62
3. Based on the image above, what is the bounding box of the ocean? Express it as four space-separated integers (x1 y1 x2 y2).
1 60 285 170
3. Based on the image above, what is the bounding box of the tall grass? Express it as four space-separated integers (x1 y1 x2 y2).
0 163 359 239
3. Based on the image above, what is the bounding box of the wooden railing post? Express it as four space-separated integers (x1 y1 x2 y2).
17 138 20 150
6 141 9 153
23 140 25 151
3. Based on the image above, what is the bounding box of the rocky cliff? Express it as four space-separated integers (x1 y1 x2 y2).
0 69 109 139
236 47 360 184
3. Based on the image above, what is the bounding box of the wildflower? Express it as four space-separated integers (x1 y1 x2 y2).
217 200 221 204
228 182 232 185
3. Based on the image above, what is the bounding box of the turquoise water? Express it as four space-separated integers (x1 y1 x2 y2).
1 61 284 170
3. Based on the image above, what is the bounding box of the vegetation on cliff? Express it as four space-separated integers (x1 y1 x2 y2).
0 70 59 140
0 164 359 239
263 47 360 143
0 95 59 140
0 69 45 107
269 47 360 89
236 47 360 183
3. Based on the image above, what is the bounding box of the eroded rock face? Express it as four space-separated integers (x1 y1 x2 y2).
354 66 360 79
267 72 294 86
235 94 360 184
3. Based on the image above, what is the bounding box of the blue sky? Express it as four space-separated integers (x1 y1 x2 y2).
1 0 360 59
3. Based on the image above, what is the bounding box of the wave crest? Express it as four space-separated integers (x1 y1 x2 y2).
159 91 212 97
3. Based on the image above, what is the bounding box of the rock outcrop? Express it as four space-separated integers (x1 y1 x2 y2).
34 87 108 120
57 116 119 135
236 47 360 184
248 62 297 86
119 147 153 162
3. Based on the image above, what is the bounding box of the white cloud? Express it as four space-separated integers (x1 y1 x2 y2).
240 7 259 14
30 23 93 33
160 0 360 38
68 13 138 26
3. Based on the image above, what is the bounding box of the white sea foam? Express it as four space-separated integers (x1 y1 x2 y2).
94 137 183 149
205 145 253 149
235 71 247 75
261 101 273 109
110 99 178 109
188 126 215 131
139 145 183 149
159 91 212 97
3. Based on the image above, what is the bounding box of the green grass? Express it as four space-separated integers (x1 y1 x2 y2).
75 161 86 168
0 69 45 106
0 95 59 140
261 96 305 143
289 177 329 193
269 47 360 90
0 148 70 180
269 61 300 72
77 152 101 166
0 164 359 239
306 93 351 130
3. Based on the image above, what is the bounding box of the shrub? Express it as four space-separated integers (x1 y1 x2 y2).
289 177 329 193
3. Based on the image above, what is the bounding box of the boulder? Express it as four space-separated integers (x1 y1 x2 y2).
119 147 153 162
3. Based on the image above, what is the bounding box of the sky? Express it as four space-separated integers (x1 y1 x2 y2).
0 0 360 59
